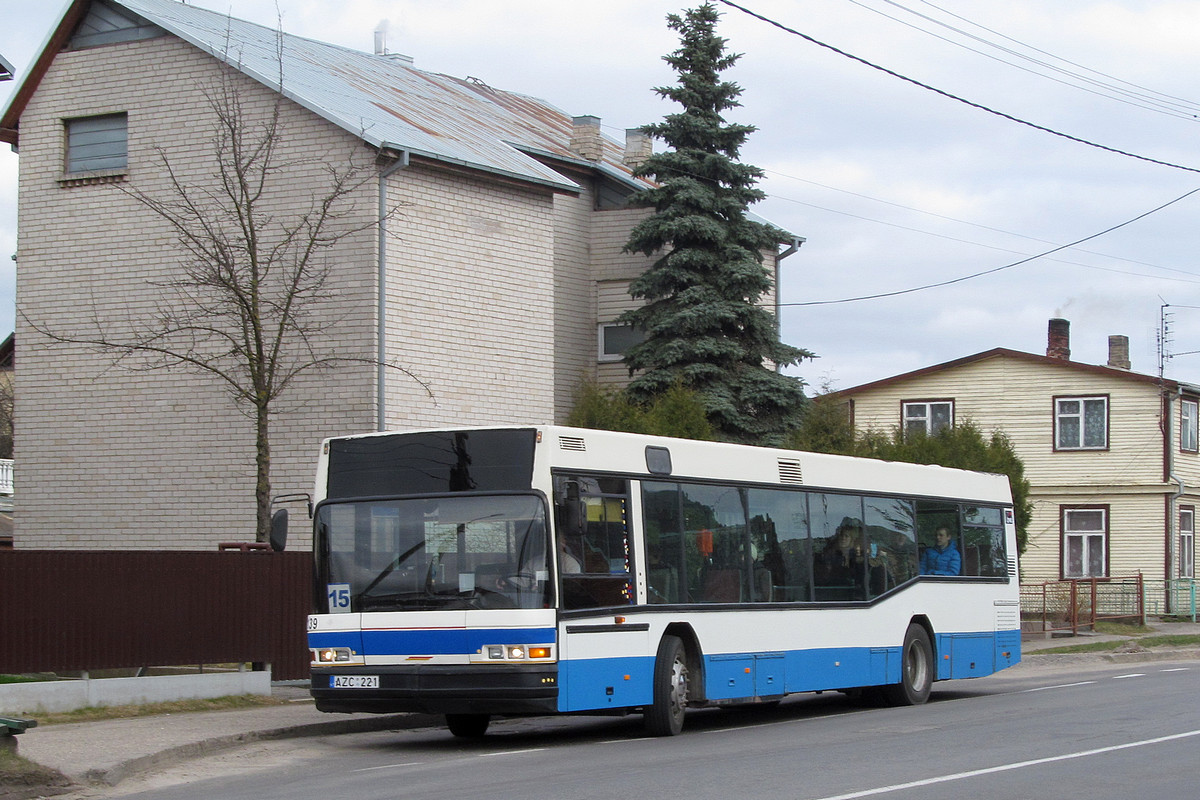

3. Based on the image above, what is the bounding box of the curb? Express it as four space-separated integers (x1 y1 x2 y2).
1022 647 1200 666
84 712 443 787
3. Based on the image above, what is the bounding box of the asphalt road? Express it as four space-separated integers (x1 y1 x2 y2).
73 658 1200 800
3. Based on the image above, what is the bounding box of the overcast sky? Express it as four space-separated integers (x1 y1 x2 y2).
5 0 1200 391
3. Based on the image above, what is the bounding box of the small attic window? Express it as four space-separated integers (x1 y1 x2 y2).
69 0 165 50
66 113 127 174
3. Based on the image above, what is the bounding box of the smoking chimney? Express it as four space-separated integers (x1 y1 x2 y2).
1047 318 1071 361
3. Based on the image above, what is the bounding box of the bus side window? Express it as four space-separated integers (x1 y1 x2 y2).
915 501 961 576
962 506 1007 576
863 496 918 597
643 482 686 604
554 475 634 609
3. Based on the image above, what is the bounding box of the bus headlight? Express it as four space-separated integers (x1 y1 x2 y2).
313 647 353 663
479 645 554 662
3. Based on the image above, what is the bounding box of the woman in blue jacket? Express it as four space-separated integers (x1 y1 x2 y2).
921 527 961 575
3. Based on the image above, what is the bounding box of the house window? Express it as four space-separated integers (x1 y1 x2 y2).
1181 507 1195 579
1055 396 1108 450
1062 507 1107 579
598 323 645 362
65 113 128 174
902 401 953 436
1182 400 1198 453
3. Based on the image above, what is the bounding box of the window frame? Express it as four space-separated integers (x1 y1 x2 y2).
901 399 954 437
1180 506 1195 580
1181 399 1199 453
597 323 645 363
63 112 128 178
1061 505 1109 579
1053 395 1109 452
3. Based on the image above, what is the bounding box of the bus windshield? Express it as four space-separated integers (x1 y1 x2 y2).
315 494 551 612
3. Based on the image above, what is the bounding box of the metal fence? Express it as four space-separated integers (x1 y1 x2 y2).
1020 575 1145 635
1141 578 1199 622
0 550 313 680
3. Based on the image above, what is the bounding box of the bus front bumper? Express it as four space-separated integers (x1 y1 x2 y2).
310 664 559 715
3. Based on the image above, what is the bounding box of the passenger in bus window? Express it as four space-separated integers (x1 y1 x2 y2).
815 522 864 586
920 527 962 575
558 538 583 574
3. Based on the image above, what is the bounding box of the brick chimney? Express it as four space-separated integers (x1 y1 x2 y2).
1107 334 1131 370
1047 318 1071 361
569 115 604 162
623 128 653 170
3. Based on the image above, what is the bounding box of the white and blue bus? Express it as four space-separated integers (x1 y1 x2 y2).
305 425 1020 736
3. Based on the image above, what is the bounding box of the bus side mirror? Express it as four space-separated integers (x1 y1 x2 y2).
270 509 288 552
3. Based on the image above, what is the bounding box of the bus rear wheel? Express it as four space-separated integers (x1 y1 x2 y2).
446 713 490 738
884 623 933 706
644 635 689 736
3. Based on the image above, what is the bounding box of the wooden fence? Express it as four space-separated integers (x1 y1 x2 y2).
0 550 312 680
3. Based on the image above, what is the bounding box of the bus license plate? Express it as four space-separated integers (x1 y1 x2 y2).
331 675 379 689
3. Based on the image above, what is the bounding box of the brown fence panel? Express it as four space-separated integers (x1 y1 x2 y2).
0 551 313 680
1020 575 1144 635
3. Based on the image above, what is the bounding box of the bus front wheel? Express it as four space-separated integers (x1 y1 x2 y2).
884 623 933 706
446 713 490 738
644 635 689 736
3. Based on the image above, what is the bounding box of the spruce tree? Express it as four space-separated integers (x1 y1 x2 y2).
619 2 812 444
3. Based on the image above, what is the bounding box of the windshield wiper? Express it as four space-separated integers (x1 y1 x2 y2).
360 540 426 597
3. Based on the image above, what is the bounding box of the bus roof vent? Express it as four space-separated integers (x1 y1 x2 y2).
777 458 803 485
558 436 587 452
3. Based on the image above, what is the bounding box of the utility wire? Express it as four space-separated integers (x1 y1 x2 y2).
762 167 1200 280
908 0 1200 113
716 0 1200 175
855 0 1200 120
779 186 1200 306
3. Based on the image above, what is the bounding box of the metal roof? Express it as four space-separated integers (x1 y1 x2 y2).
113 0 650 193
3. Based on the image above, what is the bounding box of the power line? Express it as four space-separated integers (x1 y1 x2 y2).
761 168 1200 281
851 0 1200 120
907 0 1200 113
716 0 1200 175
779 186 1200 306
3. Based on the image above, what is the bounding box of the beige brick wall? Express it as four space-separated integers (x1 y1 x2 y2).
15 37 378 550
551 183 596 420
377 163 558 428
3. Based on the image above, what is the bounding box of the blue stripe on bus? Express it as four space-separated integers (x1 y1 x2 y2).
558 656 655 712
555 628 1020 711
309 627 556 656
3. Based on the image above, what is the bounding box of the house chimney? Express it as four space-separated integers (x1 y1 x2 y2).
570 115 604 162
374 21 388 55
1047 318 1071 360
1108 334 1131 370
623 128 652 170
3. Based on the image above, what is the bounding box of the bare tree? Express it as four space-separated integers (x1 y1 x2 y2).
26 59 427 543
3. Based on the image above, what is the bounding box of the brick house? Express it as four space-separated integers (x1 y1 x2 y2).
829 319 1200 585
0 0 800 549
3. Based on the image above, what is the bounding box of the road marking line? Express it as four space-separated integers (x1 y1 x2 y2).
1112 673 1145 679
807 729 1200 800
1160 667 1190 672
1021 680 1096 692
354 762 426 772
477 748 547 758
